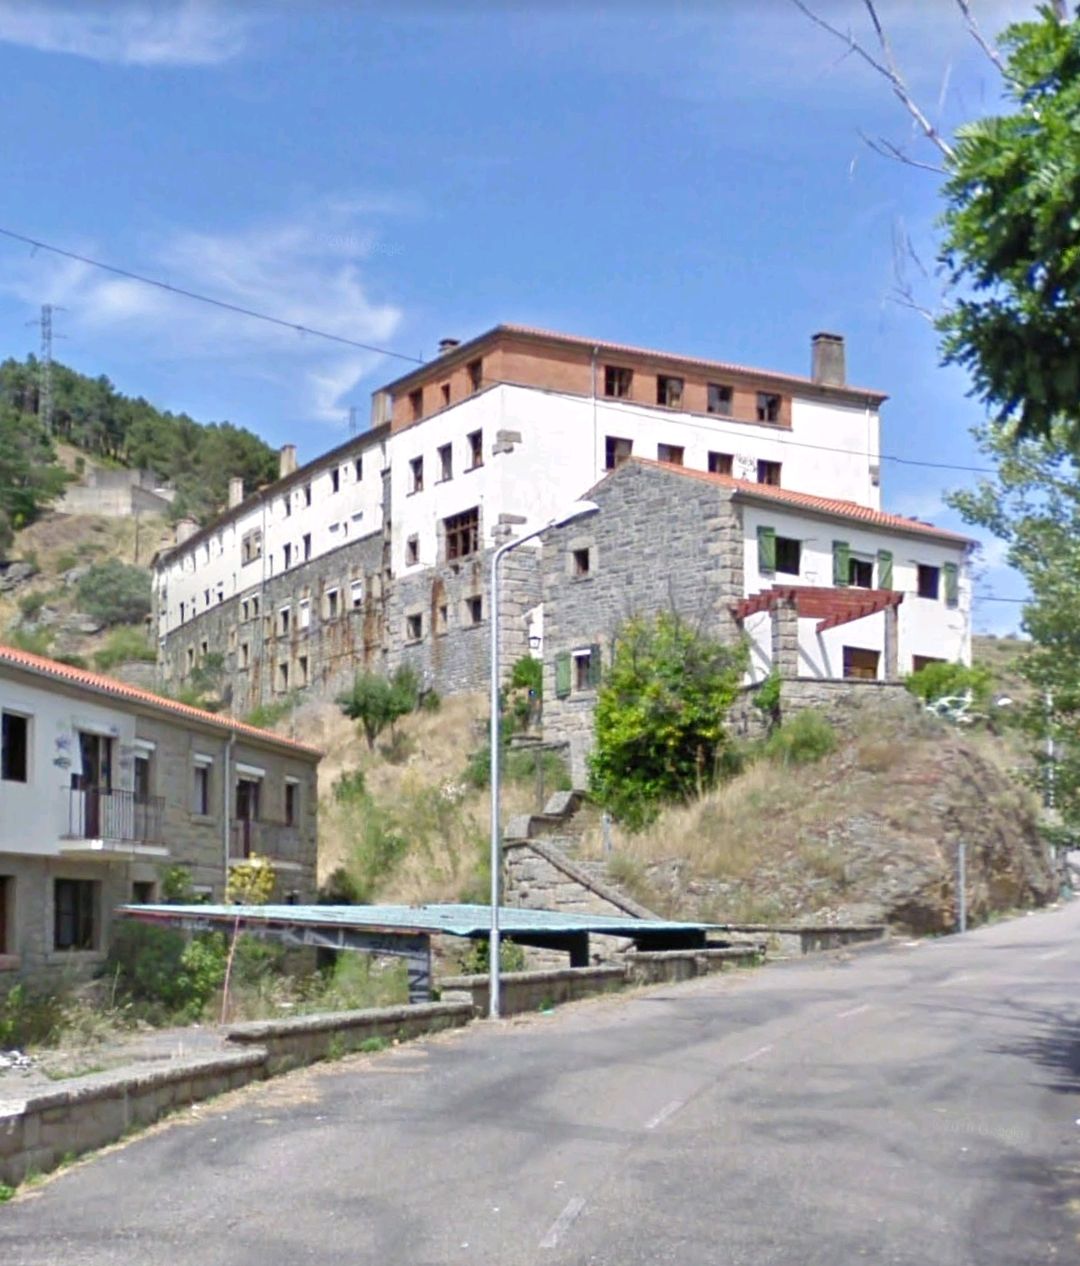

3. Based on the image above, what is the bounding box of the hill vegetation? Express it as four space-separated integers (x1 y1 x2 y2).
0 353 278 551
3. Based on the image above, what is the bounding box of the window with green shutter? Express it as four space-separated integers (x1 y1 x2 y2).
833 540 850 587
757 525 777 574
555 652 571 699
877 549 893 590
943 561 959 607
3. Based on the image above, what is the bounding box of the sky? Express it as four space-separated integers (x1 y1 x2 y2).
0 0 1042 633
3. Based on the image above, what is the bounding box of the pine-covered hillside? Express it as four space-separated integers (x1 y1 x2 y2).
0 354 278 553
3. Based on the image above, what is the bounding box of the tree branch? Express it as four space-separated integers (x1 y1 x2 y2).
791 0 956 163
954 0 1018 85
857 128 948 174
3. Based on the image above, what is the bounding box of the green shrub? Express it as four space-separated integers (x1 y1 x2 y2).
17 591 46 621
160 864 200 904
53 551 78 573
318 867 363 904
762 710 837 766
93 624 157 671
0 984 65 1048
332 769 367 803
76 560 151 626
461 743 570 792
337 666 419 750
588 613 747 830
457 938 527 974
905 660 992 708
105 922 227 1019
244 694 297 728
5 625 53 656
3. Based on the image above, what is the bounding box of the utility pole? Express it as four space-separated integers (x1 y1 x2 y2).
27 304 64 435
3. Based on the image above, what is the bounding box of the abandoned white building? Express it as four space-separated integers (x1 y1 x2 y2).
0 644 321 983
156 322 962 708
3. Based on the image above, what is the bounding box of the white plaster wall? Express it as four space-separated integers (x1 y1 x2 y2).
739 503 972 677
154 432 386 634
156 381 879 639
0 676 137 856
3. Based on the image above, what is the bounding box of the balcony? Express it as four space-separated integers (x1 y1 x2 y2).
61 787 168 860
230 819 304 868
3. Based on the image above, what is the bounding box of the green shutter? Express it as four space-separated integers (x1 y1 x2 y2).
588 643 602 689
833 540 850 587
877 549 893 590
757 526 777 574
943 561 959 607
555 652 571 699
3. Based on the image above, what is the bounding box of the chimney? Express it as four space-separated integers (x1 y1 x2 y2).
279 444 298 478
811 332 846 387
228 477 244 509
174 517 199 546
437 337 461 356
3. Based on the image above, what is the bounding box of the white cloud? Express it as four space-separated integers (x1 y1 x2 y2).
0 1 253 66
2 203 405 425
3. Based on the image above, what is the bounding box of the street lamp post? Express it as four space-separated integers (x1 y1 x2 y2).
488 500 597 1020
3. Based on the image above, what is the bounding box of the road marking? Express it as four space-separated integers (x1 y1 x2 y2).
735 1043 773 1065
540 1197 586 1249
1037 948 1066 961
644 1099 686 1131
835 1004 873 1020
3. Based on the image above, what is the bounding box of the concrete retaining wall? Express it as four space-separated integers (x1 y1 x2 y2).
627 946 762 985
0 1001 472 1187
439 965 627 1016
720 923 887 957
225 1001 473 1075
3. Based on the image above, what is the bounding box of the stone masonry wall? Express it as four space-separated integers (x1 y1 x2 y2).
540 462 744 786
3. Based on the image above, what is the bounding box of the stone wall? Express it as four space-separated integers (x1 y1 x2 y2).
540 462 744 785
779 677 914 730
161 536 540 712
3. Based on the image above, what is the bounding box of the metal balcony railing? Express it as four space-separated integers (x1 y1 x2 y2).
230 818 303 864
64 787 165 844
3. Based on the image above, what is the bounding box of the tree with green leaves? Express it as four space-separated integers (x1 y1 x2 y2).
0 402 68 555
76 559 152 626
588 613 747 830
337 665 421 751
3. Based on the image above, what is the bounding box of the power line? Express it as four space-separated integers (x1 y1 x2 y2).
0 223 999 476
0 226 424 367
973 592 1027 603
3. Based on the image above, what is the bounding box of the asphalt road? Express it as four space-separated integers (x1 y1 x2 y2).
4 901 1080 1266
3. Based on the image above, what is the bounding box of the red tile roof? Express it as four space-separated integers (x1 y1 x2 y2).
626 459 972 544
0 644 322 757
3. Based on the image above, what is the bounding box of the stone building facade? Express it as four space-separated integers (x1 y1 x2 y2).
0 644 321 986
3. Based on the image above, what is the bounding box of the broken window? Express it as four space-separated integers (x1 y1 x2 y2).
1 712 29 783
573 645 602 692
757 460 781 486
409 388 423 421
276 661 290 692
707 383 733 415
605 435 633 470
410 456 424 493
406 535 420 566
241 528 263 565
657 443 684 466
467 359 483 393
708 451 733 476
775 537 801 577
331 468 340 493
849 557 873 589
604 365 633 398
277 606 291 637
325 588 340 619
573 547 591 578
297 655 309 688
466 595 483 625
467 430 483 469
439 443 453 481
917 564 940 600
756 392 782 423
657 375 684 408
843 647 879 680
405 613 422 642
445 507 480 561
